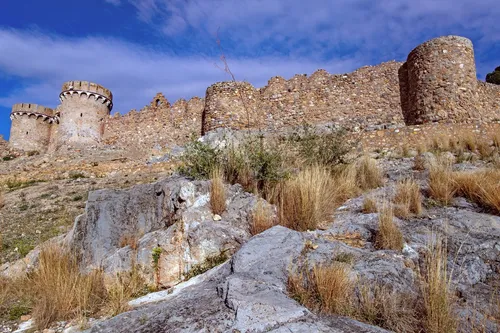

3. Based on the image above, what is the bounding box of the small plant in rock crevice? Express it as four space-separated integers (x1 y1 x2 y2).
151 246 163 289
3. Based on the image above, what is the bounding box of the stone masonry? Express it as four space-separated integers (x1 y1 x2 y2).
7 35 500 153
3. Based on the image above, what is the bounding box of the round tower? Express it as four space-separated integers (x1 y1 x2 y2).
57 81 113 147
405 36 478 124
9 103 55 152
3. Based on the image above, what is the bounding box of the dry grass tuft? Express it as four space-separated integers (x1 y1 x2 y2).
31 245 107 329
375 205 404 251
355 156 383 191
104 265 146 316
420 236 457 333
0 191 4 210
288 262 353 315
280 166 336 231
413 154 426 171
362 196 378 213
393 179 422 218
357 284 422 333
210 168 226 215
250 200 276 235
452 169 500 214
460 133 477 151
428 162 456 205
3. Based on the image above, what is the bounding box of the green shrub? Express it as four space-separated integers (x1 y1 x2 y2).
287 125 353 167
178 139 220 179
486 67 500 85
2 155 16 161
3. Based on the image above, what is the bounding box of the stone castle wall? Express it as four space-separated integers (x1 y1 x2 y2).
7 35 500 153
202 36 500 134
103 94 204 151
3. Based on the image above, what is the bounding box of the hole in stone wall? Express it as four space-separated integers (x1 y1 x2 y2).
80 113 83 117
156 99 161 107
26 131 28 136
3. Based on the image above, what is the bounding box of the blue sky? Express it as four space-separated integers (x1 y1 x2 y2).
0 0 499 140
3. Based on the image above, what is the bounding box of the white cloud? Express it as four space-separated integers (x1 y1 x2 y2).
0 28 363 115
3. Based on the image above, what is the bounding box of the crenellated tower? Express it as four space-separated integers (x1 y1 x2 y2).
9 103 57 152
56 81 113 147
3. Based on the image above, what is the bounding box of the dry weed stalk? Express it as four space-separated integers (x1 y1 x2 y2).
421 236 457 333
210 168 226 215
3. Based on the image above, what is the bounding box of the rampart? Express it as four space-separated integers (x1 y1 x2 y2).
6 35 500 154
202 36 500 133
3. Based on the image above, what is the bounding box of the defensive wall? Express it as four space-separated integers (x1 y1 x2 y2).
7 35 500 153
202 35 500 134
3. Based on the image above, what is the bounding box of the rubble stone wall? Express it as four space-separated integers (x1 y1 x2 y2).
7 35 500 153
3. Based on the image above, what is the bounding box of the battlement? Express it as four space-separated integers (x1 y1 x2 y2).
10 103 57 124
60 81 113 111
61 81 113 99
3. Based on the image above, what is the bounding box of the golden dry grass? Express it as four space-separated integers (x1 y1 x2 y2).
0 191 4 210
279 166 336 231
210 168 226 215
362 196 378 213
375 205 404 251
393 179 422 218
413 154 426 171
428 163 456 205
288 262 353 315
104 265 146 316
357 284 422 333
250 200 276 235
452 169 500 214
31 245 107 329
420 237 457 333
493 133 500 150
355 156 383 191
288 264 422 333
119 234 139 251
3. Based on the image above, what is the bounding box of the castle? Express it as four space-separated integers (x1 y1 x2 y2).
8 35 500 153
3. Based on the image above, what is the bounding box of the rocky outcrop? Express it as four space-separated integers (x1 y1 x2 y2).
67 176 271 287
87 226 392 333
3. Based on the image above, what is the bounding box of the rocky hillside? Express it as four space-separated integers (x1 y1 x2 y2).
1 125 499 333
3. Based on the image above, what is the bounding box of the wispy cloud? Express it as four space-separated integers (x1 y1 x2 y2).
116 0 500 63
0 28 362 115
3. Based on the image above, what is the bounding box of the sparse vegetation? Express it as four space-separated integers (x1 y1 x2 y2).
355 156 383 191
151 246 163 289
375 205 404 251
362 196 378 213
249 200 275 235
31 245 107 329
486 66 500 85
209 168 226 215
185 251 229 280
420 237 457 333
428 162 455 205
393 178 422 218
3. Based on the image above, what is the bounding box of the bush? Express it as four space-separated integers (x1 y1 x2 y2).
178 138 220 180
375 205 404 251
486 67 500 85
287 125 353 167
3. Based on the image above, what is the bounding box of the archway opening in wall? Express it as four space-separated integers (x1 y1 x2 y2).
156 99 161 107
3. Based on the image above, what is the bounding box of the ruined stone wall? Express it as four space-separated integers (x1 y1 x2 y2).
202 61 404 134
56 81 113 149
103 95 204 151
202 36 500 134
9 104 55 152
476 82 500 120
